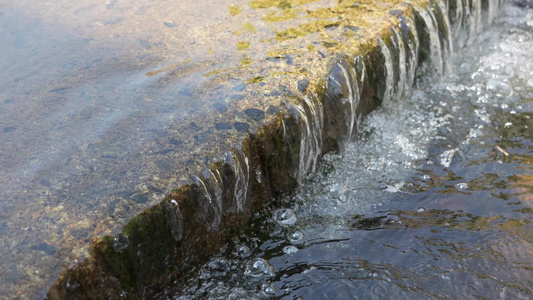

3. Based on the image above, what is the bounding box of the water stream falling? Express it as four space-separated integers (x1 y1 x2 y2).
171 2 532 299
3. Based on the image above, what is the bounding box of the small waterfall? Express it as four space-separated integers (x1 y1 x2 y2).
433 0 455 74
489 0 505 26
473 0 483 36
353 55 368 123
398 13 420 97
302 93 324 176
50 0 509 297
186 148 253 232
223 149 250 213
448 0 466 49
487 0 497 25
290 91 324 183
181 0 505 292
337 63 359 144
415 4 450 75
194 170 223 231
391 28 408 100
289 0 507 187
415 5 445 75
324 60 361 148
377 38 396 103
192 148 252 228
165 199 184 242
465 0 482 46
448 0 500 49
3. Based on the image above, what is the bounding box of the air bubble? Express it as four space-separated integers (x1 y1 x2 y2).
455 182 468 190
274 209 297 226
236 245 251 258
245 258 275 277
338 194 347 203
329 183 347 198
113 233 129 252
486 78 512 97
440 149 456 168
283 246 298 254
261 283 276 296
341 190 355 203
287 230 304 244
207 258 228 272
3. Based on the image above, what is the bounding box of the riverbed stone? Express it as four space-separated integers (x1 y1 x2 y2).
41 0 505 298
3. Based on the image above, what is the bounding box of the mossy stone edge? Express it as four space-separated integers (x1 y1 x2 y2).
45 0 497 298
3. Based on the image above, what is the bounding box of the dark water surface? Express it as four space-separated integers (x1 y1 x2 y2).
175 4 533 299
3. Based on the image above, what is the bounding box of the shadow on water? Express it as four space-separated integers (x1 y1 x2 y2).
174 3 533 299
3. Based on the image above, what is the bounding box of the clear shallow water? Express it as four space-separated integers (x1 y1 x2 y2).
174 5 533 299
1 0 431 296
0 0 253 297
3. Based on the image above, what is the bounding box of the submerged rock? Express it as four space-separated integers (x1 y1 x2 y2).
44 0 506 298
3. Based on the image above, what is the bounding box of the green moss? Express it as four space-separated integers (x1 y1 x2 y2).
246 76 266 84
229 5 242 16
262 7 299 22
243 23 257 33
249 0 319 9
275 20 341 41
236 41 251 50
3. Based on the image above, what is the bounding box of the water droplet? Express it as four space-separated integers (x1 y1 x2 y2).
287 230 304 244
338 194 347 203
244 258 275 277
261 283 276 296
236 245 251 258
283 246 298 254
274 209 297 226
113 233 129 252
440 149 456 168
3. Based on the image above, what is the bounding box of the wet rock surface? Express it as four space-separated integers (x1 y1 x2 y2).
172 4 532 297
0 0 507 298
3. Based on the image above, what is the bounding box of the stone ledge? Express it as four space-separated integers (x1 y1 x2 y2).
46 0 504 298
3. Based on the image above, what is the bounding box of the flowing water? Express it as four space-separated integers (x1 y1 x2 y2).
173 4 533 299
